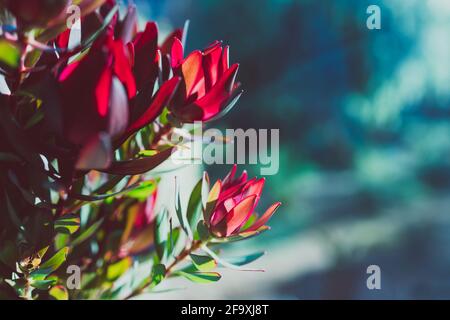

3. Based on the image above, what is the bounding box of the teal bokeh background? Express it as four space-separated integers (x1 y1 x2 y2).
137 0 450 299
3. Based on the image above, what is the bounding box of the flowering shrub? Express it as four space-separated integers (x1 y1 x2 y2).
0 0 280 300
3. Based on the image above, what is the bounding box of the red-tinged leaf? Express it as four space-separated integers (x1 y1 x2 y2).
205 89 242 123
75 132 112 170
161 28 183 56
119 4 137 43
133 22 158 89
108 77 129 137
170 37 184 68
241 178 265 199
98 147 173 175
181 50 205 97
203 44 222 91
219 45 230 76
95 66 112 117
222 195 258 237
195 63 239 121
245 202 281 232
111 39 136 98
121 76 180 141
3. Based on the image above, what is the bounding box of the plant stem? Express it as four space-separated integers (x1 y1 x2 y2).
124 239 203 300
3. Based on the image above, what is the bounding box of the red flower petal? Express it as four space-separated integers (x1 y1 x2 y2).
181 50 205 98
122 76 180 140
192 63 239 121
111 39 136 98
222 194 258 237
161 28 183 56
203 44 222 91
95 66 112 117
170 37 184 68
107 76 129 137
245 202 281 232
133 22 158 90
241 178 265 199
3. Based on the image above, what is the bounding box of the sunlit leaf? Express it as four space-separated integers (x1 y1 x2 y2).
54 213 80 234
175 271 221 283
0 40 20 69
190 254 217 272
49 285 69 300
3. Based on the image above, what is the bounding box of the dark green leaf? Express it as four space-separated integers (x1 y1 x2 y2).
98 147 173 175
190 254 217 272
54 213 80 234
71 218 104 247
154 208 169 261
175 271 221 283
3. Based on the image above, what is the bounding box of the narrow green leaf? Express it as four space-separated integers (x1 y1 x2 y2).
126 179 158 201
38 247 69 274
54 213 80 235
30 279 56 290
154 208 169 261
71 218 104 247
98 147 173 175
149 263 166 288
175 178 193 239
197 220 211 242
187 177 202 230
175 271 221 283
190 254 217 272
107 258 132 282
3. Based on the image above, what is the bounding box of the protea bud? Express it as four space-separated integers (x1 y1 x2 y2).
205 165 281 238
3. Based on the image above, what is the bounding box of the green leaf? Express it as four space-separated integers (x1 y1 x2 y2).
190 254 217 272
149 263 166 288
30 279 56 290
175 178 193 239
203 179 221 223
54 213 80 234
175 271 221 284
49 285 69 300
71 218 104 247
186 177 203 230
197 220 210 242
36 247 69 277
126 179 158 201
154 208 169 261
138 150 158 157
201 172 210 210
0 40 20 69
98 147 173 175
107 258 132 282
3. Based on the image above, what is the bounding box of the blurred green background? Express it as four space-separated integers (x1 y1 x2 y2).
138 0 450 299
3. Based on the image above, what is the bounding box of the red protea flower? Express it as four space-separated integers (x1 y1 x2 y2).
205 165 280 238
168 39 243 122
